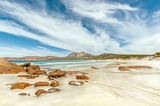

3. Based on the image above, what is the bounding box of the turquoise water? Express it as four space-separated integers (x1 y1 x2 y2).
13 60 110 70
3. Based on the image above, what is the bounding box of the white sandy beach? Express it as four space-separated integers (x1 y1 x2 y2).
0 60 160 106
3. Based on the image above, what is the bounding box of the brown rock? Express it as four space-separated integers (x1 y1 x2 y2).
17 75 39 79
48 69 65 78
91 67 98 69
69 81 84 86
0 60 25 74
76 75 89 80
18 92 30 96
26 65 46 75
34 82 49 87
118 66 129 71
26 75 39 79
17 75 29 77
119 65 152 72
50 80 60 87
48 88 61 93
19 63 31 67
35 89 48 97
10 82 32 90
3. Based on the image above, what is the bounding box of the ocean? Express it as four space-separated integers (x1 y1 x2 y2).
13 60 111 70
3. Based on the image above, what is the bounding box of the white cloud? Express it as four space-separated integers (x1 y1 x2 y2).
62 0 160 54
0 46 66 57
0 0 123 56
154 11 160 17
0 0 160 57
63 0 138 24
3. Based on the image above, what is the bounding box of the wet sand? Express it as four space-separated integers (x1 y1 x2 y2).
0 60 160 106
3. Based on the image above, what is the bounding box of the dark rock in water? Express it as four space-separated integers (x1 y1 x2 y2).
48 88 61 93
34 81 49 87
48 69 65 78
18 92 30 96
69 81 84 86
50 80 60 87
76 75 89 80
19 63 31 67
10 82 32 90
35 89 48 97
26 65 46 75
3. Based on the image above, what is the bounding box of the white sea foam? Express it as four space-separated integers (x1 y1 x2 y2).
16 60 112 70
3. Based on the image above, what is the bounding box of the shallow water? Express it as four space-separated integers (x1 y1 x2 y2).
13 60 112 70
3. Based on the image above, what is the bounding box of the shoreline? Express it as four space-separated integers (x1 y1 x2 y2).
0 59 160 106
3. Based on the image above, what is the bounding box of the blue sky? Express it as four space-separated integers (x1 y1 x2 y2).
0 0 160 57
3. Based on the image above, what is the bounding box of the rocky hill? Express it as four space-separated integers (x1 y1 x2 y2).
67 52 94 58
5 52 155 61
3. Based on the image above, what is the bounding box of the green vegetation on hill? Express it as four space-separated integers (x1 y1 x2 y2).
8 52 156 61
154 52 160 57
92 53 151 59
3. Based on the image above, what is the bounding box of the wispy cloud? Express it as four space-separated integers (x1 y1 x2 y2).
0 0 123 55
63 0 160 54
0 0 160 57
63 0 138 24
0 46 66 57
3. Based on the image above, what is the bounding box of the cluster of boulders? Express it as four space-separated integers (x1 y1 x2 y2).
0 59 25 74
118 65 152 71
21 63 47 75
0 59 46 75
0 59 90 97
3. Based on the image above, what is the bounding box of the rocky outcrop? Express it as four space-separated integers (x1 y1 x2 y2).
76 75 89 80
67 52 93 58
0 59 91 97
50 80 60 87
119 65 152 71
0 59 25 74
48 88 61 93
48 69 65 78
69 81 84 86
35 89 48 97
26 65 46 75
0 60 47 75
34 82 49 87
10 82 32 90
